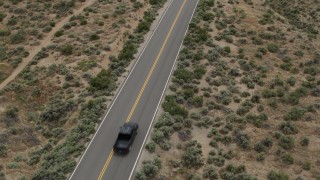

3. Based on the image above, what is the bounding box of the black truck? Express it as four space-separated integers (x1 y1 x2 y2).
113 122 138 155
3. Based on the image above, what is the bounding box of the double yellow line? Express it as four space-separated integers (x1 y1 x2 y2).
97 0 187 179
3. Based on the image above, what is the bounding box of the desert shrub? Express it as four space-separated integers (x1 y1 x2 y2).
286 94 300 105
216 90 232 105
203 166 218 179
33 98 105 179
182 140 203 169
134 172 147 180
158 126 174 139
267 170 289 180
169 159 181 169
246 113 268 127
89 69 116 93
256 152 265 161
300 136 309 146
301 161 311 170
118 42 137 62
183 89 195 100
192 96 203 107
185 174 202 180
281 154 294 165
257 105 264 112
241 91 251 98
254 142 266 153
0 165 4 179
267 44 279 53
279 121 298 134
207 49 220 62
10 30 26 44
138 158 162 178
278 135 295 150
287 76 296 86
54 30 64 37
283 107 305 121
0 13 6 22
203 12 214 21
162 95 188 118
89 33 100 41
28 150 42 165
195 116 212 128
135 8 157 33
235 132 251 149
7 162 20 169
212 156 225 167
193 66 206 79
252 37 263 45
0 144 8 157
60 44 73 55
229 68 240 77
304 66 319 76
151 130 164 144
53 0 75 15
236 107 250 116
40 99 77 123
2 105 19 126
80 19 87 25
251 94 261 103
136 20 151 33
259 11 274 25
223 150 234 160
220 164 257 180
262 89 277 98
133 1 143 9
5 105 19 119
145 142 156 153
293 87 309 97
261 137 273 148
294 50 304 57
7 16 18 26
174 68 194 84
154 112 174 128
280 60 293 71
0 45 6 60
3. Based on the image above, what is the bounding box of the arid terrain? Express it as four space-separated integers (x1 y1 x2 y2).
0 0 319 179
136 0 320 180
0 0 169 179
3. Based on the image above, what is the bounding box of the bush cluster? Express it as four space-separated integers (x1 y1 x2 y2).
135 158 162 180
40 98 77 123
32 98 106 179
220 164 257 180
267 170 289 180
89 69 116 93
182 140 203 169
162 95 188 118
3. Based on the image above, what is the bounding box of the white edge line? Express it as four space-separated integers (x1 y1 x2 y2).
68 0 174 179
128 0 200 179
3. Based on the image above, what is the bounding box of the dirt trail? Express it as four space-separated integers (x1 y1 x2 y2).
0 0 96 90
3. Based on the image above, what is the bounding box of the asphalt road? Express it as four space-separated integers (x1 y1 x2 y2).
69 0 198 179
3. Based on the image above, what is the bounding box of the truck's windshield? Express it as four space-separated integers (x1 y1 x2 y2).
118 134 131 140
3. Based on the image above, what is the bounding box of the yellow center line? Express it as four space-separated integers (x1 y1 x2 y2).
97 150 114 180
97 0 187 179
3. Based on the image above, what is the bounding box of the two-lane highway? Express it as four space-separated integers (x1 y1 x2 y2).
69 0 199 179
